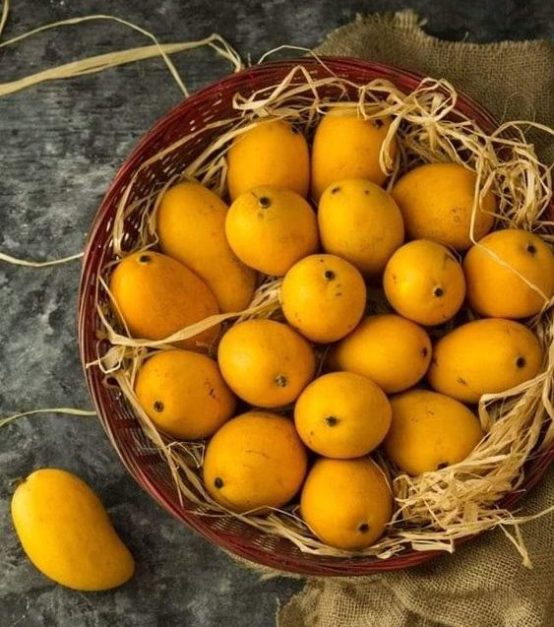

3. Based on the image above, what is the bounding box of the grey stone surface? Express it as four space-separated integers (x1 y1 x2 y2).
0 1 552 626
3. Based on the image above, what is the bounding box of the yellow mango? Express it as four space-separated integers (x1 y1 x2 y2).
311 108 397 201
318 179 405 278
203 411 307 513
157 182 256 312
294 372 391 459
11 469 134 591
384 390 484 475
217 319 315 407
225 185 318 276
135 349 236 439
281 254 367 343
109 251 220 351
329 314 432 393
464 229 554 319
227 119 309 201
391 162 496 251
301 458 393 550
383 240 466 326
428 318 543 403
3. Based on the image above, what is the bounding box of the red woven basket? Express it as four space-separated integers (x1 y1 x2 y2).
78 56 554 576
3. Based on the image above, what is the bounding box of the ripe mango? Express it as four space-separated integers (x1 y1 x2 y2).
157 182 256 313
428 318 543 403
329 314 432 393
384 390 483 475
227 119 309 200
135 349 236 439
383 240 466 326
281 254 367 343
391 162 496 251
318 179 404 278
464 229 554 319
226 185 318 276
301 458 393 550
109 251 220 351
204 411 307 513
311 108 396 201
11 469 134 591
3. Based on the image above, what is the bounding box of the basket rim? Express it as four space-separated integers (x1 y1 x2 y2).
78 55 554 577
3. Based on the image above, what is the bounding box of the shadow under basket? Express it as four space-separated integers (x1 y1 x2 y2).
78 56 554 577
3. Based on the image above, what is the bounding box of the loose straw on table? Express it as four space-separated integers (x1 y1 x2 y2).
0 3 242 267
0 407 96 428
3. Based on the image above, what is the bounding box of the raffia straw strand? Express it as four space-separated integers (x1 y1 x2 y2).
0 14 189 95
0 407 96 428
0 0 9 40
0 34 242 98
0 250 84 268
257 45 338 78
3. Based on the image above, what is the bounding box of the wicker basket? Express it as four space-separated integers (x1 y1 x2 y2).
78 56 554 576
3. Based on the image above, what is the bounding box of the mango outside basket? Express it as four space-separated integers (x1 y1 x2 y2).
78 56 554 576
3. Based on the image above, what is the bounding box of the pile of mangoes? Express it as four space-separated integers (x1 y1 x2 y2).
109 111 553 550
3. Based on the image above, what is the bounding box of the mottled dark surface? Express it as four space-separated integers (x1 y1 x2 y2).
0 1 552 626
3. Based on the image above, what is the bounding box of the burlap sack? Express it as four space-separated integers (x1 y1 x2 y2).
277 12 554 627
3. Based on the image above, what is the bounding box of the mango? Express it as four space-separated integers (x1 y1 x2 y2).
11 469 134 591
464 229 554 319
203 411 307 513
383 240 466 326
281 254 367 343
109 251 220 351
329 314 432 393
294 372 391 459
135 349 236 439
384 390 484 475
301 458 393 550
318 179 405 278
391 162 496 250
226 185 318 276
217 319 315 407
311 108 396 201
428 318 543 403
227 119 309 200
157 182 256 312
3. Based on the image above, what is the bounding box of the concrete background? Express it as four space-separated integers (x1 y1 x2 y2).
1 1 553 625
